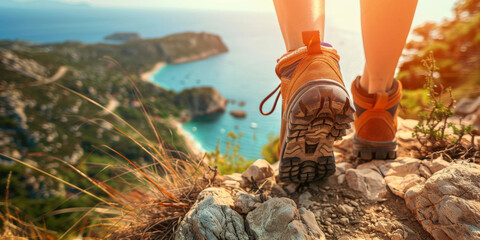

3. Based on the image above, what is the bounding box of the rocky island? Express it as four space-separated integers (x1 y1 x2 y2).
104 32 142 42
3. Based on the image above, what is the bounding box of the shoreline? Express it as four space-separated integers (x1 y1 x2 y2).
141 62 167 81
172 120 206 157
144 62 206 157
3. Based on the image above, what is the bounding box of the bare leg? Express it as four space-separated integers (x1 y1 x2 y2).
273 0 325 51
359 0 418 93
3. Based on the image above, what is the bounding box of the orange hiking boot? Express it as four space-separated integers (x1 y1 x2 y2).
260 31 355 184
351 76 402 160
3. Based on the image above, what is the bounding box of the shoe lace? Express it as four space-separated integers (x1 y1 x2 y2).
259 83 281 115
259 32 322 116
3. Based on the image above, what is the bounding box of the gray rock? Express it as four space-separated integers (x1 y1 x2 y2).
374 220 395 233
284 183 299 194
336 162 354 175
454 96 480 116
337 204 354 214
405 164 480 240
224 173 246 188
175 188 248 240
380 157 426 198
339 217 349 226
242 159 275 181
345 168 388 201
384 173 425 198
224 180 241 188
242 159 276 190
233 192 261 214
246 198 325 240
298 191 313 209
422 157 450 174
378 157 421 177
337 174 346 185
272 184 288 197
197 187 234 207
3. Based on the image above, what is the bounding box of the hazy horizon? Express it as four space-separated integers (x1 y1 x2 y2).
2 0 457 36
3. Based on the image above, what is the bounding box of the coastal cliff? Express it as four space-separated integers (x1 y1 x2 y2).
175 87 227 121
0 32 227 211
158 32 228 64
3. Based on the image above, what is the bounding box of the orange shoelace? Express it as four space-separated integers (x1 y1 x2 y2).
259 83 281 116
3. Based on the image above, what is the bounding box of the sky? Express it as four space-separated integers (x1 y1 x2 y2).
9 0 458 32
58 0 457 30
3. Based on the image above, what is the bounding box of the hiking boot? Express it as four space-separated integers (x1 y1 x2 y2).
351 76 402 160
260 31 355 184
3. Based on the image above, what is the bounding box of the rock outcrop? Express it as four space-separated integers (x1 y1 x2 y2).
345 165 388 201
405 164 480 240
230 110 247 119
379 157 427 198
241 159 276 191
160 32 228 64
175 186 325 240
451 95 480 128
245 198 325 240
175 187 249 240
0 48 47 81
175 87 227 120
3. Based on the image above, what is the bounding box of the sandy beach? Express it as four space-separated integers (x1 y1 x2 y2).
143 62 205 157
141 62 167 81
171 120 206 157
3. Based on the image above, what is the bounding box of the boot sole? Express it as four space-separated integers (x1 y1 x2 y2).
279 79 355 184
353 135 397 160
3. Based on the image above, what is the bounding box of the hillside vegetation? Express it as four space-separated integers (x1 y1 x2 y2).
0 32 227 232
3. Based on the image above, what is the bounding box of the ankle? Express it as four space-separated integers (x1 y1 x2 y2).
358 75 395 94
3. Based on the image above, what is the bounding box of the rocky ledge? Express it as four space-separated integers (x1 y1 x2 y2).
173 117 480 240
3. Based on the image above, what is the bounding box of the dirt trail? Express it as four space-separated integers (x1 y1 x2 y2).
285 178 433 240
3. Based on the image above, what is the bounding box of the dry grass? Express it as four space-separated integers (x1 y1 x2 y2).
0 57 216 239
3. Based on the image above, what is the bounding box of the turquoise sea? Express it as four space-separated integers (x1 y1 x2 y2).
0 6 365 159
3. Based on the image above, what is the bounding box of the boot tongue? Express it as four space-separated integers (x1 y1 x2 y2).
276 31 335 79
302 31 322 54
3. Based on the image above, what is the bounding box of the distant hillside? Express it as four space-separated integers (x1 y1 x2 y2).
0 32 227 230
0 31 228 163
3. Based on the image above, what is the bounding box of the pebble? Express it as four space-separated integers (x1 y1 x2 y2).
350 220 361 225
340 217 350 226
350 201 359 207
284 183 298 194
343 204 355 214
327 226 334 234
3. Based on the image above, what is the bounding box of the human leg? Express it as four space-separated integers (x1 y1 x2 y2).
273 0 325 51
359 0 418 93
352 0 418 160
261 0 355 183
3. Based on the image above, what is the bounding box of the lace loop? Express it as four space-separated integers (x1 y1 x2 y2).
259 84 281 115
